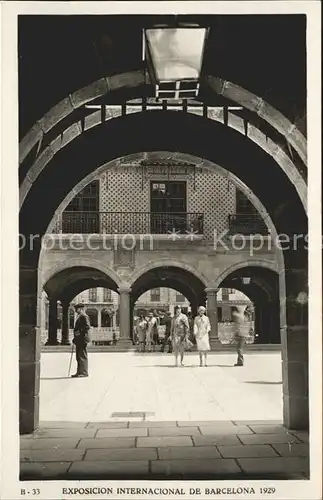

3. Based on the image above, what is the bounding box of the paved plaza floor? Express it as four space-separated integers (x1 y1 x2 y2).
20 351 309 480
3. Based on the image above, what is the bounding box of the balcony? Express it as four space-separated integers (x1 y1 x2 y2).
228 214 269 236
53 212 204 235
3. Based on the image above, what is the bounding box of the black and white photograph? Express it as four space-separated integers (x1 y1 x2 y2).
1 2 321 499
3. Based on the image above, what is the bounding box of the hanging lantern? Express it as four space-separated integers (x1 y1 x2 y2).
144 26 208 100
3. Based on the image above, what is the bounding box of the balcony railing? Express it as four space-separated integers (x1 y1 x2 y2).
228 214 269 236
53 212 204 235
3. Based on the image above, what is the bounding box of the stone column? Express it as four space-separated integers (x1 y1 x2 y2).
46 298 59 345
117 286 133 349
20 266 41 434
281 266 308 430
205 288 220 347
97 307 102 329
60 301 71 345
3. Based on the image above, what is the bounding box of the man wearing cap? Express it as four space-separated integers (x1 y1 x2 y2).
71 303 91 378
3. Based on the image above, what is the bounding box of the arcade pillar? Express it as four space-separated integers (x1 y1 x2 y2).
205 288 219 345
60 301 70 345
46 297 59 345
20 265 40 434
281 265 308 430
118 286 132 349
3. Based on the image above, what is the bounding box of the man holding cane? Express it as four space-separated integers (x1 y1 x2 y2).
71 303 91 378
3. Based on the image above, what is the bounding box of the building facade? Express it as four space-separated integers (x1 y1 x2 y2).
41 285 253 346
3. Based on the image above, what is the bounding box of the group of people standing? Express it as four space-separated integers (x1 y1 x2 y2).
70 302 253 377
135 305 213 367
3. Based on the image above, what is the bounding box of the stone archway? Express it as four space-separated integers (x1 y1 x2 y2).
218 265 280 345
19 110 308 432
19 72 306 166
40 264 121 347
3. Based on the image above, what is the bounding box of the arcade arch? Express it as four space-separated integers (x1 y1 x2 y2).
20 105 308 433
217 265 280 345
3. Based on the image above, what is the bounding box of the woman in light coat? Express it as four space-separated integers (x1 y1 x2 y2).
193 306 211 367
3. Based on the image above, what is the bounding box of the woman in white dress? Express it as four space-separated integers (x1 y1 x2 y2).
193 306 211 367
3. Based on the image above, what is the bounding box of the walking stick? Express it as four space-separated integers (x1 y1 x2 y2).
68 343 74 377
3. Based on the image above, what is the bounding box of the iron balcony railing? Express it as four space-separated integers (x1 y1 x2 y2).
228 214 269 236
53 212 204 235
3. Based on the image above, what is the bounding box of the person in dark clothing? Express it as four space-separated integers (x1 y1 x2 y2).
160 311 173 353
71 303 91 378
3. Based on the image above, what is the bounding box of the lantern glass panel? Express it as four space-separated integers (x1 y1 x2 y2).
145 28 206 82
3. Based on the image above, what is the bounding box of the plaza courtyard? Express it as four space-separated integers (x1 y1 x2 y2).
20 351 309 480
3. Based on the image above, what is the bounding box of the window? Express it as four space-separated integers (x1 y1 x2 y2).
222 288 229 301
217 307 223 322
150 288 161 302
176 291 186 303
103 288 112 302
89 288 97 302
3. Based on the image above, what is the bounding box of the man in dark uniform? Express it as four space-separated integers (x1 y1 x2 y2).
160 311 173 353
71 303 91 378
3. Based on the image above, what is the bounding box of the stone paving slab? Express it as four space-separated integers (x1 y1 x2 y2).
158 446 222 460
237 457 309 475
84 448 158 461
177 421 234 427
86 421 128 429
193 435 242 446
218 444 279 458
238 433 301 445
151 458 241 475
290 431 309 443
67 460 149 477
96 428 148 438
77 437 136 449
20 461 72 479
233 420 283 426
129 421 177 428
27 428 96 439
148 426 200 437
137 436 193 448
199 425 253 435
21 449 85 462
249 424 288 434
20 438 80 450
39 421 87 429
272 443 309 457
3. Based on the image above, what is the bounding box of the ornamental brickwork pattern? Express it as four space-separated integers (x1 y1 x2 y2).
99 166 236 239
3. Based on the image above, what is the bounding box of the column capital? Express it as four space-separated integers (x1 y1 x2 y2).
60 300 70 309
118 286 132 294
205 287 219 294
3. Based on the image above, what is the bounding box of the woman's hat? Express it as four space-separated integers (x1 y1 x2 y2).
198 306 206 312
